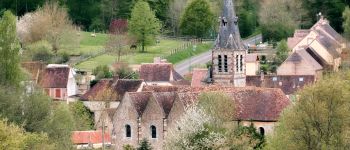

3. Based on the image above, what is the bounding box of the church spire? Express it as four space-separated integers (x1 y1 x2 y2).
216 0 245 50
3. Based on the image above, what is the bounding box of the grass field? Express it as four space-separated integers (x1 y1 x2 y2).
60 32 108 56
72 32 213 71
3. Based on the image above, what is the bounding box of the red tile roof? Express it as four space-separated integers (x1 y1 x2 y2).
81 79 143 101
128 92 153 116
164 86 290 121
39 67 70 88
152 92 177 117
72 131 111 144
139 63 183 82
191 69 208 87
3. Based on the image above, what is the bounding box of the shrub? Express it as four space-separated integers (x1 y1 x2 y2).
27 40 53 63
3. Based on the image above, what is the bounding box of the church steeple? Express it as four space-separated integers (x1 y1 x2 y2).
211 0 247 87
216 0 245 50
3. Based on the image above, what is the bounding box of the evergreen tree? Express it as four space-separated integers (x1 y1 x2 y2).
343 7 350 40
66 0 101 30
0 0 45 16
0 11 21 86
116 0 136 19
128 0 161 52
137 139 152 150
147 0 170 24
179 0 214 38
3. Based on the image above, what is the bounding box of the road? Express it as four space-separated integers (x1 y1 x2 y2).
175 34 262 75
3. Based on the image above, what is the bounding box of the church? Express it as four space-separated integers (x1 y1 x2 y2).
109 0 292 149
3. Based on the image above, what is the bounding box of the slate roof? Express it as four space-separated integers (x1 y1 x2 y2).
215 0 245 50
71 131 111 144
128 92 153 116
139 63 184 82
316 35 341 58
246 75 315 95
81 79 143 101
319 24 344 42
152 92 177 117
39 66 70 88
297 49 323 70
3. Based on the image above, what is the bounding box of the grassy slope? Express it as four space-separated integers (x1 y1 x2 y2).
60 32 108 56
75 38 192 71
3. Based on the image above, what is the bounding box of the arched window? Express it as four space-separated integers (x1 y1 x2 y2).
259 127 265 137
150 125 157 138
125 124 131 138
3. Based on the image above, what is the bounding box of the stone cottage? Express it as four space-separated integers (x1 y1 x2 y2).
81 79 143 132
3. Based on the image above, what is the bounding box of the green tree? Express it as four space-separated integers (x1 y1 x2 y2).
70 101 94 130
301 0 346 32
128 0 161 52
147 0 170 24
22 91 51 132
274 40 289 66
179 0 214 38
259 0 297 42
66 0 101 30
0 118 27 149
237 0 259 38
0 0 45 16
116 0 136 19
267 73 350 149
343 7 350 40
44 104 75 150
198 92 235 122
92 65 114 80
0 11 22 86
137 139 152 150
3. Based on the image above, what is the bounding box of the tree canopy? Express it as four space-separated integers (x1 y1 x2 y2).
128 0 161 52
0 11 22 86
179 0 214 38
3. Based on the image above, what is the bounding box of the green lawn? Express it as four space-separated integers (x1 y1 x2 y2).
72 32 213 71
75 38 189 71
60 32 108 56
166 42 212 64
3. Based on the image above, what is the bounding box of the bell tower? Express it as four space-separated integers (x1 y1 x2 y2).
212 0 247 87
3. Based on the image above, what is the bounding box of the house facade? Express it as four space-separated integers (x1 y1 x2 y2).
39 64 78 101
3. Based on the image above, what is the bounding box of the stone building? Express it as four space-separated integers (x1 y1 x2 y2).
286 16 345 72
212 0 247 87
81 79 143 132
111 86 290 149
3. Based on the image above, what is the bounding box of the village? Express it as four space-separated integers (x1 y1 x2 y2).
1 0 350 150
